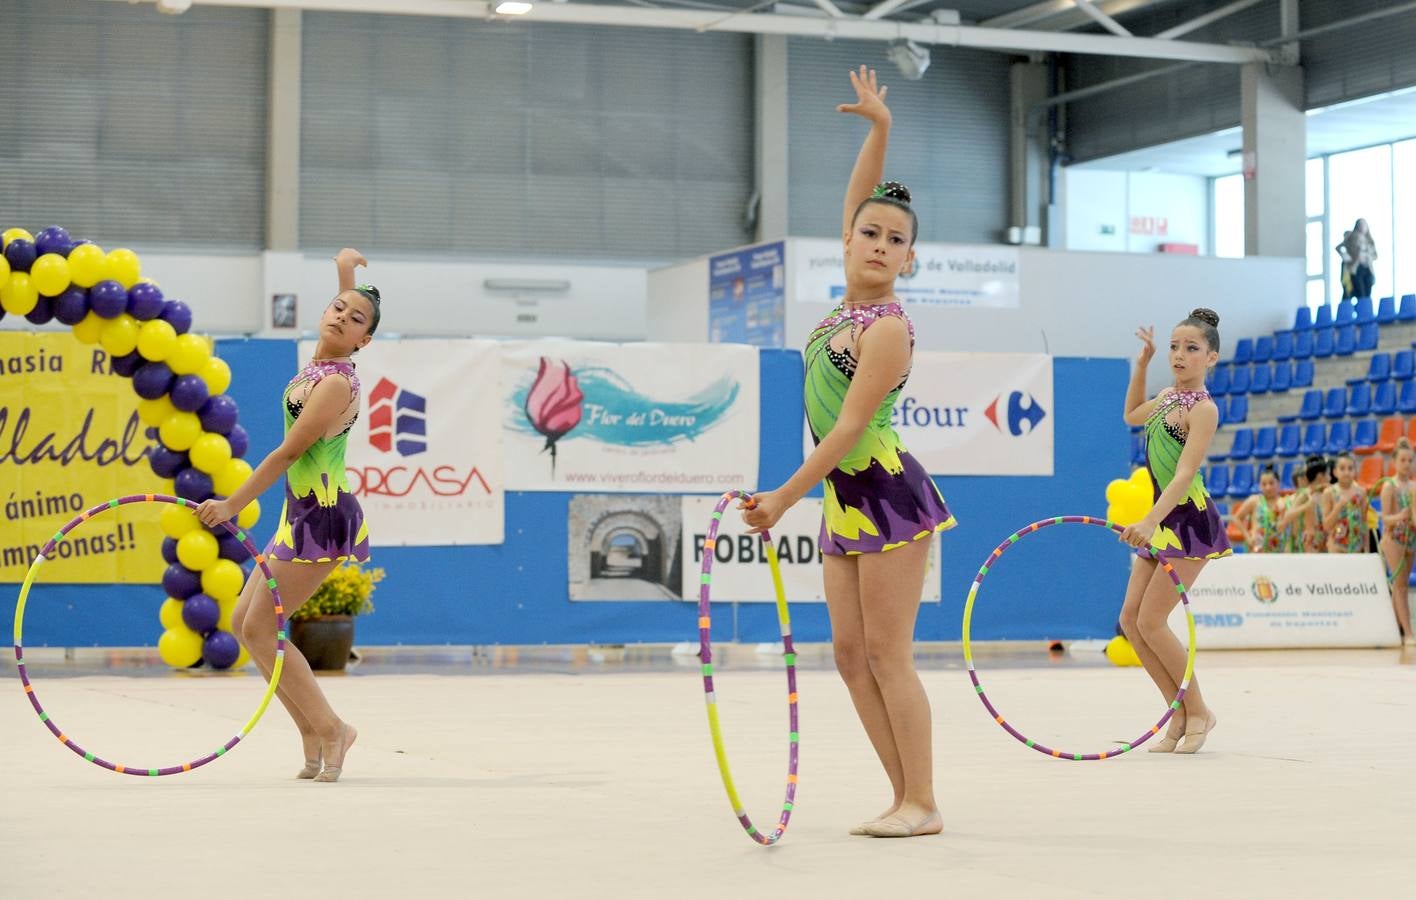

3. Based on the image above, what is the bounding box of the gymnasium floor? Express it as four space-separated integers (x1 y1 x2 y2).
2 643 1413 899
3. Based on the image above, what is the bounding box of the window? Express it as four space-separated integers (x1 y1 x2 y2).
1306 157 1325 219
1328 144 1394 298
1394 139 1416 298
1212 173 1244 259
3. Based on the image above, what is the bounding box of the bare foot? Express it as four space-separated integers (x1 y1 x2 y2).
296 732 322 779
1148 710 1186 753
849 801 901 836
1175 710 1217 754
863 803 942 838
313 722 358 782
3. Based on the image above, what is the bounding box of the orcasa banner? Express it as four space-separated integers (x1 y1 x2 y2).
0 332 161 583
303 339 504 546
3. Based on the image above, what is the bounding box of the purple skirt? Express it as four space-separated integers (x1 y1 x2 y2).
265 485 370 564
819 450 956 556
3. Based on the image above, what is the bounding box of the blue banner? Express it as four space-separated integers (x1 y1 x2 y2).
709 241 786 347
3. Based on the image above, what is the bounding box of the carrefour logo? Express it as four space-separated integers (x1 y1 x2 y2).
368 377 427 457
984 391 1047 436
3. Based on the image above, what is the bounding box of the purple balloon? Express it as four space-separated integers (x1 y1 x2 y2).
198 394 239 434
162 563 202 600
160 300 192 335
133 362 175 400
170 374 210 412
227 424 250 459
161 537 180 565
126 282 165 320
148 446 189 479
203 630 242 669
33 226 72 257
90 280 128 318
53 287 89 325
174 467 215 503
181 594 221 634
217 531 250 563
24 295 55 325
4 239 36 272
110 350 143 377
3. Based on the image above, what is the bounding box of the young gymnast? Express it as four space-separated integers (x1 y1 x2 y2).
1377 438 1416 643
1118 309 1231 754
196 248 379 782
741 66 955 838
1232 464 1283 553
1323 453 1368 554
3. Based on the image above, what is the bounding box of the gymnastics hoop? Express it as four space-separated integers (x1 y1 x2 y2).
697 490 799 845
12 494 286 776
961 515 1197 761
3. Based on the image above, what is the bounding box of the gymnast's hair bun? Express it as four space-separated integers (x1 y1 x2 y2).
872 181 912 205
355 284 381 304
1189 307 1219 328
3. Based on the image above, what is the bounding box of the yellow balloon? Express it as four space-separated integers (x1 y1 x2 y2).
158 626 205 668
1 227 34 249
136 319 178 362
159 411 203 452
0 272 39 316
237 498 261 530
66 243 106 288
1104 479 1129 505
218 601 237 634
199 356 232 395
214 458 254 498
137 395 177 427
29 253 71 297
0 254 9 284
98 313 140 357
234 645 251 669
202 559 246 603
190 432 233 474
168 333 212 376
1104 635 1143 667
158 597 186 632
159 503 201 540
1129 467 1152 489
176 529 219 571
71 311 104 345
103 248 142 289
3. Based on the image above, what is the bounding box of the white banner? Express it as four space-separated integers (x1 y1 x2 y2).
301 340 504 546
793 237 1020 309
502 341 759 493
805 352 1053 476
1167 553 1400 649
680 497 941 603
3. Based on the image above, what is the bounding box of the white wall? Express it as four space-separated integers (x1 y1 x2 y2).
1064 169 1210 255
646 257 708 344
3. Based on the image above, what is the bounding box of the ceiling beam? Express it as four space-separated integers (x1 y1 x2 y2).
861 0 911 21
102 0 1275 63
1074 0 1131 36
1154 0 1264 40
984 0 1167 33
811 0 845 17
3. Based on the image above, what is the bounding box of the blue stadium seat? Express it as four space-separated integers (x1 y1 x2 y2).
1357 322 1379 351
1293 306 1313 331
1315 304 1333 328
1401 294 1416 322
1250 363 1271 394
1226 394 1248 424
1335 325 1356 356
1373 381 1397 416
1355 296 1375 324
1273 330 1294 361
1208 464 1230 497
1131 430 1146 466
1314 328 1335 358
1276 423 1301 456
1325 420 1353 454
1336 299 1356 325
1252 426 1276 459
1377 296 1397 324
1229 365 1251 394
1229 428 1254 460
1279 461 1296 490
1301 422 1327 455
1394 350 1415 381
1271 360 1292 392
1294 330 1314 358
1298 388 1323 420
1367 353 1392 382
1323 386 1347 418
1349 383 1372 417
1294 358 1315 387
1353 418 1379 453
1208 364 1230 396
1254 336 1274 363
1233 338 1254 365
1400 381 1416 415
1229 464 1255 498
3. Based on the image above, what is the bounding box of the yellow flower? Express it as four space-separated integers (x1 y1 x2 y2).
289 561 385 622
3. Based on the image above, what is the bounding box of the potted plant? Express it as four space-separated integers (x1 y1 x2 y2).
289 561 384 671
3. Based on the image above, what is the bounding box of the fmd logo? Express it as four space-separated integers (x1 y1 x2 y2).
368 377 427 456
984 391 1047 436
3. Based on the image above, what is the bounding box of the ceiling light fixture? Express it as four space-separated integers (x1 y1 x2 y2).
496 1 534 14
885 39 930 81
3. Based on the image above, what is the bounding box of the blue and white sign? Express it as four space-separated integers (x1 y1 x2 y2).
709 241 786 347
793 237 1020 308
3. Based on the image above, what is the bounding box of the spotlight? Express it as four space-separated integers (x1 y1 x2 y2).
885 39 930 81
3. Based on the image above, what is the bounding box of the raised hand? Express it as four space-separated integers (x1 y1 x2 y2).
334 248 367 269
1135 326 1156 366
836 65 890 126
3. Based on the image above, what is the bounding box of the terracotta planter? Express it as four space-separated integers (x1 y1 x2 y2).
290 615 356 671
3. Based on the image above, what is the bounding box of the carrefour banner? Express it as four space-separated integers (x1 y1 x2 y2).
808 352 1052 476
502 341 759 493
303 340 503 546
679 497 941 603
1167 554 1400 649
0 332 163 583
793 237 1020 308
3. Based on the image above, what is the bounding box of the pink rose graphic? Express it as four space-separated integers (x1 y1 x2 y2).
524 357 584 476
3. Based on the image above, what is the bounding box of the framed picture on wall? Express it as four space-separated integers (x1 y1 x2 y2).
271 293 297 330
